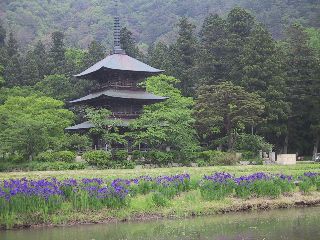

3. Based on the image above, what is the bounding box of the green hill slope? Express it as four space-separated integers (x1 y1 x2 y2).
0 0 319 48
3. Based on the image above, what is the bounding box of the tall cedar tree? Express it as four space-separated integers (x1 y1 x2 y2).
33 40 50 79
120 27 142 59
170 17 197 96
226 8 255 84
148 42 171 72
285 23 318 154
84 40 105 67
198 14 229 85
238 25 291 152
49 31 66 74
21 51 40 85
0 21 6 47
6 32 18 57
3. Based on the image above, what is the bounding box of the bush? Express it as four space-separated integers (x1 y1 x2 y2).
29 162 87 171
198 150 238 166
145 151 174 165
0 161 87 172
82 150 112 167
235 134 272 155
113 150 129 161
35 151 76 163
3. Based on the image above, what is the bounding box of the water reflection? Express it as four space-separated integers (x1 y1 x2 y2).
1 207 320 240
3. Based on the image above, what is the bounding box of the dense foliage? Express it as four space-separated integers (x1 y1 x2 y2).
0 0 319 48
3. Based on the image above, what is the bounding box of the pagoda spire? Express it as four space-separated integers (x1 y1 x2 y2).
113 0 125 54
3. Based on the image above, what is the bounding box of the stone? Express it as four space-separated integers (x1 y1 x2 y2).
277 154 297 165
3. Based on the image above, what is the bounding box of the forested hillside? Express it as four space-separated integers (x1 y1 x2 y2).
0 0 319 49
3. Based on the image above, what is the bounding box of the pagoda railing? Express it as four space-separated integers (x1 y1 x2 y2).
111 111 142 118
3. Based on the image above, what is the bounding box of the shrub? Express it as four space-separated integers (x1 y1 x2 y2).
35 151 76 163
235 134 272 156
29 162 87 171
198 150 238 166
113 150 129 161
82 150 112 167
145 151 174 165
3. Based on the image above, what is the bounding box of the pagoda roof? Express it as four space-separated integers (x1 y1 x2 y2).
75 54 164 78
70 89 168 104
65 119 133 131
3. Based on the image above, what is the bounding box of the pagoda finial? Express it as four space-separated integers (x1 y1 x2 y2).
113 0 125 54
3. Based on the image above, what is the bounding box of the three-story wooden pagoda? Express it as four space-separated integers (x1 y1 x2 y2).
66 7 167 150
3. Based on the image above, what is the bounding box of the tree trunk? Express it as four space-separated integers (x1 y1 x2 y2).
313 135 319 160
283 134 288 154
227 131 233 152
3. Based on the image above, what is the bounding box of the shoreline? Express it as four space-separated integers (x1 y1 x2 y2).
2 191 320 231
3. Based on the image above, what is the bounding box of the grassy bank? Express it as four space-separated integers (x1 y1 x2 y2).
0 164 319 230
0 163 319 180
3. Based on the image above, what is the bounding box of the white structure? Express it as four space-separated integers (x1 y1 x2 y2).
277 154 297 165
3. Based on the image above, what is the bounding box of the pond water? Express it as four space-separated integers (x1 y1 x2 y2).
1 207 320 240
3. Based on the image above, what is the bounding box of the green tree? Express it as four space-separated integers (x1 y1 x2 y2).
0 21 6 47
226 8 256 83
21 51 40 85
85 108 126 149
284 23 318 154
4 54 23 87
83 40 105 67
131 75 199 162
35 74 75 101
0 65 5 87
198 14 229 84
33 40 50 79
238 25 291 152
195 81 264 151
6 32 18 57
147 42 170 71
49 31 66 74
170 17 198 96
120 27 142 59
0 95 74 159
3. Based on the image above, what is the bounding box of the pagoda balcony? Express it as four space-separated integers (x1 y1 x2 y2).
92 82 144 92
111 111 142 119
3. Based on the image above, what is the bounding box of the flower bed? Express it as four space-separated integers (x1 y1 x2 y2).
0 172 319 228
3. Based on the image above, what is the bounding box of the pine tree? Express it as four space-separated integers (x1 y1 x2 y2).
84 40 105 67
6 32 19 57
49 31 66 74
226 8 255 83
147 42 170 71
285 23 318 154
4 54 23 87
21 51 40 85
170 17 198 96
120 27 142 59
239 25 291 152
0 21 6 47
33 40 50 79
198 14 229 85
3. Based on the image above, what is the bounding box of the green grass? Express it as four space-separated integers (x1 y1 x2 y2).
0 164 319 181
